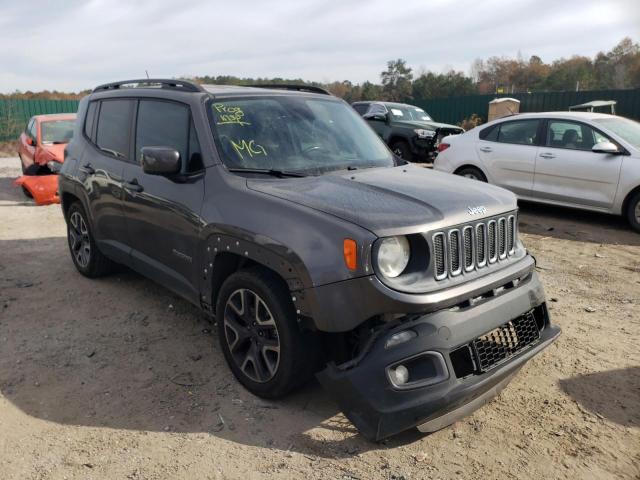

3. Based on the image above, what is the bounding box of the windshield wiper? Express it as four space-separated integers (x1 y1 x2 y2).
227 167 307 178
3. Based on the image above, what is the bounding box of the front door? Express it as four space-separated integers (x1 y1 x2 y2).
122 99 206 303
475 118 541 197
532 119 623 209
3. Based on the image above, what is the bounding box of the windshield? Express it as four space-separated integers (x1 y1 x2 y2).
388 105 432 122
593 117 640 150
210 96 394 175
41 120 75 144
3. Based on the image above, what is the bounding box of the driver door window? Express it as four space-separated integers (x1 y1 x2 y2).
546 120 608 151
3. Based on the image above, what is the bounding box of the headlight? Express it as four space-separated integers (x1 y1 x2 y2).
377 236 410 278
414 129 435 139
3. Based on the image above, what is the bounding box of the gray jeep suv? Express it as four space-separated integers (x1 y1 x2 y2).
59 79 560 441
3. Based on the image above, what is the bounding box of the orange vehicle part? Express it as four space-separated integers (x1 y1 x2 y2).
14 175 60 205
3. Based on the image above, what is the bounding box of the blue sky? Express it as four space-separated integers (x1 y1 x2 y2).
0 0 638 92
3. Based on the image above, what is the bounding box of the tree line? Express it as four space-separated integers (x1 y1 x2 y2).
1 37 638 103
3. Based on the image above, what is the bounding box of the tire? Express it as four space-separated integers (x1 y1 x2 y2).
390 140 414 162
625 191 640 233
21 186 33 198
24 163 40 176
66 202 114 277
216 267 320 398
455 166 487 182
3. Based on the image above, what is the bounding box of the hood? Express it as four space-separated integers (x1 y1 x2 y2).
247 165 517 236
395 120 463 132
41 144 66 162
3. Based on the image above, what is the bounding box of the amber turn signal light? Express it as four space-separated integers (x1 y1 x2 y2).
343 238 357 270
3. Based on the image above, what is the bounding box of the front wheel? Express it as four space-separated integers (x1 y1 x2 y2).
455 166 487 182
390 140 414 162
66 202 114 277
216 267 320 398
626 191 640 233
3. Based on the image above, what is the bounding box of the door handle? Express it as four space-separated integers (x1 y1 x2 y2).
479 146 492 153
79 163 95 174
124 179 144 193
539 153 555 159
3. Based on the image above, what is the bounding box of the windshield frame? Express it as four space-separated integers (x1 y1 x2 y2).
388 104 433 122
206 94 396 176
40 119 75 144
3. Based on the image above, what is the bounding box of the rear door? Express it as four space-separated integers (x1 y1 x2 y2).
532 119 623 209
80 98 132 263
475 118 541 196
121 99 206 303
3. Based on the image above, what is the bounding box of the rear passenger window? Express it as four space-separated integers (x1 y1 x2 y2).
84 101 97 140
96 99 133 159
497 119 540 146
136 100 203 173
479 124 498 141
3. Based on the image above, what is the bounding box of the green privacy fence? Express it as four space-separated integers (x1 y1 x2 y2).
413 89 640 125
0 99 80 141
2 89 639 141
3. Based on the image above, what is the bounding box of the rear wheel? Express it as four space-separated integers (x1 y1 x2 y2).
390 140 413 162
66 202 114 277
455 166 487 182
626 191 640 233
216 267 320 398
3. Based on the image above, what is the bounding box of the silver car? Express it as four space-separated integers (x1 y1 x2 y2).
434 112 640 232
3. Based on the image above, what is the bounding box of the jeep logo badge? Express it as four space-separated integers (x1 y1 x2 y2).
467 206 487 216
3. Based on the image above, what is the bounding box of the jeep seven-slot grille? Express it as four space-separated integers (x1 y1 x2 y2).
432 213 516 280
472 311 540 372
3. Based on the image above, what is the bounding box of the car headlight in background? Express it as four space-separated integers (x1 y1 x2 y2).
414 129 436 139
377 236 410 278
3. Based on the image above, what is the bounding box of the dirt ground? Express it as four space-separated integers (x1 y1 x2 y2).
0 156 638 480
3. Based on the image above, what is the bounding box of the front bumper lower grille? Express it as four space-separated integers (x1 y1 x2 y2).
433 212 516 281
450 307 544 378
472 310 541 372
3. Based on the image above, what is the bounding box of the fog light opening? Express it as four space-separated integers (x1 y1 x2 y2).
390 365 409 386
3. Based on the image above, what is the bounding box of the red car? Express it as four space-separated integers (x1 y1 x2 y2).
18 113 76 175
16 113 76 204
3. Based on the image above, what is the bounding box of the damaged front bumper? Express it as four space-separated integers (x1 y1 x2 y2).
316 271 560 441
14 175 60 205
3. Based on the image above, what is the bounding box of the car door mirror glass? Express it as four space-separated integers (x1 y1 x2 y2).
363 112 387 122
591 141 619 154
141 146 181 175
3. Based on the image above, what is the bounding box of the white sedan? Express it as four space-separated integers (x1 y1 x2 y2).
434 111 640 232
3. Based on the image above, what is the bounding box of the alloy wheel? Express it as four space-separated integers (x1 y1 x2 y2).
463 173 479 180
223 288 281 383
635 201 640 223
69 211 91 268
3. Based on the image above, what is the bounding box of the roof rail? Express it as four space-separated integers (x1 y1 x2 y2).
93 79 204 93
251 84 332 96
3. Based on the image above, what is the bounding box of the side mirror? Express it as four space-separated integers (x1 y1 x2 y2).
592 141 619 154
364 112 388 122
141 147 181 175
26 137 35 146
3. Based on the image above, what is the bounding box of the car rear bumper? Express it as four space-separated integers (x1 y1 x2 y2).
316 271 560 441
